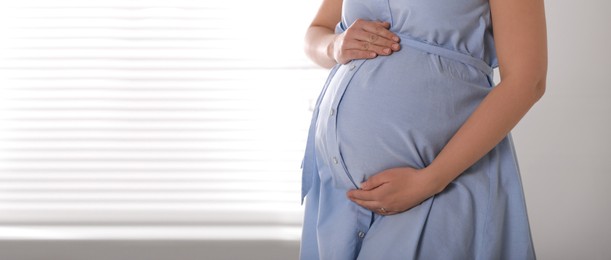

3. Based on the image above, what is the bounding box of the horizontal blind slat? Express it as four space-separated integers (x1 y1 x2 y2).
0 0 324 229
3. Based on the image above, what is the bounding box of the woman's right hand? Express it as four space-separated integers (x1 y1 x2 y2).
332 19 401 64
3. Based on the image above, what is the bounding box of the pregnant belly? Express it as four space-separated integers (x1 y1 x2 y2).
335 47 492 184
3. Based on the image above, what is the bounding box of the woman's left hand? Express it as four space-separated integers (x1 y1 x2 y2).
346 167 446 215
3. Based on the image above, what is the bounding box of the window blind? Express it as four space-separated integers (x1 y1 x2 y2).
0 0 327 239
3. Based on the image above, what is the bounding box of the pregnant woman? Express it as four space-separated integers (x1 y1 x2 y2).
300 0 547 259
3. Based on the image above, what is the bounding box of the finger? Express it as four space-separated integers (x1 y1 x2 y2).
376 208 400 215
353 26 400 52
377 21 391 29
350 198 400 215
361 21 400 43
352 32 399 52
343 40 392 56
360 174 388 191
347 188 380 201
350 197 380 211
340 49 377 63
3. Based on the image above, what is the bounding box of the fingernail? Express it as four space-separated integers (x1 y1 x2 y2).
392 43 400 50
393 36 400 42
384 48 391 54
370 52 377 58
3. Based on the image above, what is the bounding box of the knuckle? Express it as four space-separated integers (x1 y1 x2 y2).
369 34 378 42
362 42 370 50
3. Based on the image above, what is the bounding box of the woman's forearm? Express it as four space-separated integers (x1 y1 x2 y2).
425 0 547 191
304 26 337 69
426 77 546 192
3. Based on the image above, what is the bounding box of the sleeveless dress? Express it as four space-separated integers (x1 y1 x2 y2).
300 0 536 259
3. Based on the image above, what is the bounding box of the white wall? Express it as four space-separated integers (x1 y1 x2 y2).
512 0 611 259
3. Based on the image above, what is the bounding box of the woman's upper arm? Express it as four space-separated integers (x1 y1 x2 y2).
490 0 548 87
309 0 343 30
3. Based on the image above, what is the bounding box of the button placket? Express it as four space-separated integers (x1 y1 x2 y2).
327 60 365 189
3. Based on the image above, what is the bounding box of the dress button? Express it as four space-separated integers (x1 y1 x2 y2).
349 64 356 71
329 108 335 117
332 157 338 164
358 231 365 238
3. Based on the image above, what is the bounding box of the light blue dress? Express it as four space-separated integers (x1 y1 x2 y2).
300 0 536 259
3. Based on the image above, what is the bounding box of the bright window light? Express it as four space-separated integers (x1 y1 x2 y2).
0 0 328 240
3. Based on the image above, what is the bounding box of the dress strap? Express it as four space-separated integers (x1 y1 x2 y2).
335 21 493 77
397 33 494 77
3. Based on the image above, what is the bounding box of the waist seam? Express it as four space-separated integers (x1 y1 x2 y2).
397 34 493 77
